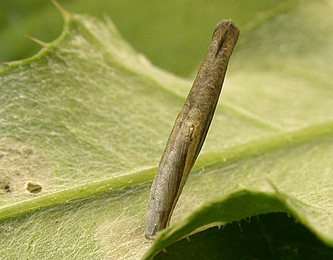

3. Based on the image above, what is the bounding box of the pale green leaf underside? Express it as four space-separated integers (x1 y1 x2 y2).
0 0 332 259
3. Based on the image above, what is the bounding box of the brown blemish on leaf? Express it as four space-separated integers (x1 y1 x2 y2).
25 181 42 194
0 180 11 194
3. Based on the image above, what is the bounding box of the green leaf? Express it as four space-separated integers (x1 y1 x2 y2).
1 0 333 259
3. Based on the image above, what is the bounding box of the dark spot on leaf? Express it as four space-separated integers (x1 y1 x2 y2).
4 184 11 193
0 180 11 193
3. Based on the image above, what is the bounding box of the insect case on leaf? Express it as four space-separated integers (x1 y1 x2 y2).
145 20 240 239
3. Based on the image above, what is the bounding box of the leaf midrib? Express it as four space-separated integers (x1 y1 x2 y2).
0 120 332 222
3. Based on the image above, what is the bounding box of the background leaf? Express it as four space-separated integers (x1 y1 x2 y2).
154 213 333 259
1 0 292 77
0 0 332 259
